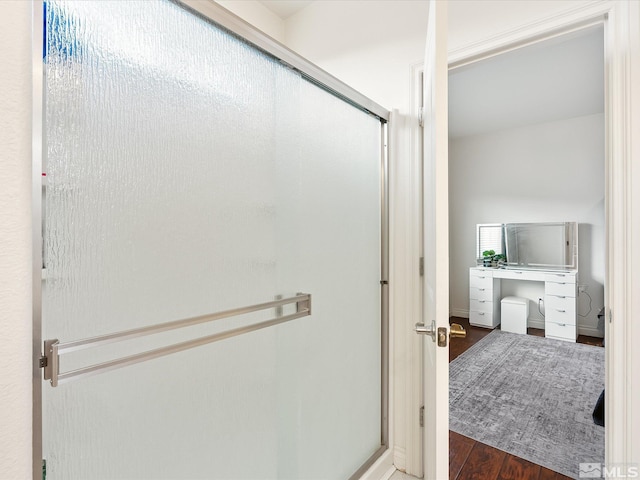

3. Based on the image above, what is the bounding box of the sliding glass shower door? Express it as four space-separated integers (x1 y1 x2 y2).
39 1 387 478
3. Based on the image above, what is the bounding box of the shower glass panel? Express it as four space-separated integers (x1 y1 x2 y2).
42 1 383 478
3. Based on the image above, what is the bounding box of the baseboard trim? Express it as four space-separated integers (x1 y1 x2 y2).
450 308 469 318
527 318 545 330
453 310 605 339
578 325 604 338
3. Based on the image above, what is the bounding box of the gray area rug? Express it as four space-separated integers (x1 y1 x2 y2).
450 330 604 479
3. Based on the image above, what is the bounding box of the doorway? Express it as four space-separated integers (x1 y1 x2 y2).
447 25 606 479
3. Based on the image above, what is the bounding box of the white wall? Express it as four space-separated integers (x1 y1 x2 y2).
449 113 605 335
285 1 428 110
0 2 33 479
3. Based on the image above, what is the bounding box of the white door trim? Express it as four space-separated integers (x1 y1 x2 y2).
388 86 424 475
448 1 613 69
404 0 637 471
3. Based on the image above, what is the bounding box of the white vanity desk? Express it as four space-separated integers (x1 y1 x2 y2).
469 267 578 342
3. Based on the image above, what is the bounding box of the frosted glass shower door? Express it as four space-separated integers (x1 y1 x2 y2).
41 1 386 479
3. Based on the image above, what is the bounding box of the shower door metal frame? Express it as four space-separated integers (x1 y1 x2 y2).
32 2 45 479
31 1 391 478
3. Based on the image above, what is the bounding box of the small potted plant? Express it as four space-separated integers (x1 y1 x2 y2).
482 250 495 267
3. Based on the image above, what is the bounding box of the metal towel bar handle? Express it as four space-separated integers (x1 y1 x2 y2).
42 293 312 387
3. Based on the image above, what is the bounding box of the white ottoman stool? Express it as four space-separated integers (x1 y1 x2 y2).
501 296 529 335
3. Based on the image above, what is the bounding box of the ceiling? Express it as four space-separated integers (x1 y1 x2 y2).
449 26 604 138
258 0 313 19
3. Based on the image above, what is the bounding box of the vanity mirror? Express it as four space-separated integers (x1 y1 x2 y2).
476 221 578 271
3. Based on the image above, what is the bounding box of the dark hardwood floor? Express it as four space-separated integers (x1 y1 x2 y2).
448 316 604 480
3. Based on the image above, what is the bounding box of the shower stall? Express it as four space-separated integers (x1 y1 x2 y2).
34 1 390 478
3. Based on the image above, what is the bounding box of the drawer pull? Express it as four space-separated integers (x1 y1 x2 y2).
514 271 523 274
478 276 486 279
478 300 486 303
478 288 485 291
558 323 566 327
555 295 566 299
554 274 566 277
478 312 485 316
556 309 566 313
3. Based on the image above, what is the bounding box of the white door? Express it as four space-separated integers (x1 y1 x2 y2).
419 0 450 478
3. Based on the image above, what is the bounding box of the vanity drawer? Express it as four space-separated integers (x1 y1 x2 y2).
495 269 546 282
544 272 576 284
469 287 493 301
469 275 492 289
545 321 577 342
470 299 493 314
545 281 577 298
544 272 576 283
469 310 492 328
545 295 576 325
470 268 492 278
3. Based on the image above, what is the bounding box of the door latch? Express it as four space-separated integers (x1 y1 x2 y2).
415 320 435 339
416 322 466 346
415 320 448 347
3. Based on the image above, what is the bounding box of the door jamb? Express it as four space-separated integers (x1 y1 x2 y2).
395 62 426 478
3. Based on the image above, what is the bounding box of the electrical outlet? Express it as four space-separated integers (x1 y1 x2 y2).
578 285 587 293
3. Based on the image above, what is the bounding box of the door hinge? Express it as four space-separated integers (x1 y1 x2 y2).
418 107 424 127
608 308 613 323
419 257 424 277
419 405 424 427
42 459 46 480
39 355 48 368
